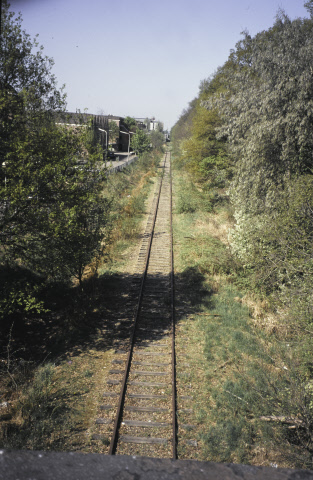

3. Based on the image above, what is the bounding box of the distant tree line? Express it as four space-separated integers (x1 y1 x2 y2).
172 1 313 317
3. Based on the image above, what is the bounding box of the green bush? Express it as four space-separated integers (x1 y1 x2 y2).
0 281 47 320
176 193 197 214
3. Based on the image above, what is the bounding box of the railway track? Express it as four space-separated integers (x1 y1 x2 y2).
92 151 195 458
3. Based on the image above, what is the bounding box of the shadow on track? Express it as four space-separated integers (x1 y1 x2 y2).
0 265 213 368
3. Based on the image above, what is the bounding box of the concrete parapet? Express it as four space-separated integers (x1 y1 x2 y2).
107 155 138 174
0 450 312 480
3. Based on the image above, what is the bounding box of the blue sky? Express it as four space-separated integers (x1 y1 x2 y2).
9 0 309 129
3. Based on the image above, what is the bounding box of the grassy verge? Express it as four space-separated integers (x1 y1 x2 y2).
173 161 313 468
101 154 159 273
0 150 162 451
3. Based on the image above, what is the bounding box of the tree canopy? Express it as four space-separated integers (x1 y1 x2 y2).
172 7 313 298
130 129 150 155
149 130 164 151
171 4 313 465
123 116 137 131
0 1 109 286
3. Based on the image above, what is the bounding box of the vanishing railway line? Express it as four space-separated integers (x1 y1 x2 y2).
92 151 195 458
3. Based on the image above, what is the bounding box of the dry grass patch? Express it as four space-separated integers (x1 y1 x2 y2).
194 216 233 245
238 294 291 337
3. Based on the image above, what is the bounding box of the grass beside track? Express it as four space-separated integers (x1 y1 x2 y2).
172 166 310 469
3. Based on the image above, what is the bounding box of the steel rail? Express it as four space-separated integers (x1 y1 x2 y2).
169 151 178 459
108 152 167 456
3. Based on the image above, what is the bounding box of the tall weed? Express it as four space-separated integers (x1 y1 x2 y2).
1 363 68 450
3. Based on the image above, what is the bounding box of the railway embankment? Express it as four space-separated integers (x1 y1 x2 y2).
1 147 313 475
171 157 313 469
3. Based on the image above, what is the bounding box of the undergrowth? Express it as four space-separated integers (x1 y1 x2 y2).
0 150 161 451
173 157 313 469
99 151 160 272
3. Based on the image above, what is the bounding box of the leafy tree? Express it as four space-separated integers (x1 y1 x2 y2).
171 68 230 184
123 116 137 131
171 98 197 158
130 129 150 155
182 100 228 183
204 13 313 215
305 0 313 17
149 130 164 151
170 3 313 466
0 1 109 286
34 179 110 287
200 11 313 286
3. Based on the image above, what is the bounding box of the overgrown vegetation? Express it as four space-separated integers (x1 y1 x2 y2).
130 128 151 155
0 0 163 451
0 149 161 451
173 168 313 468
0 1 109 288
171 0 313 469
